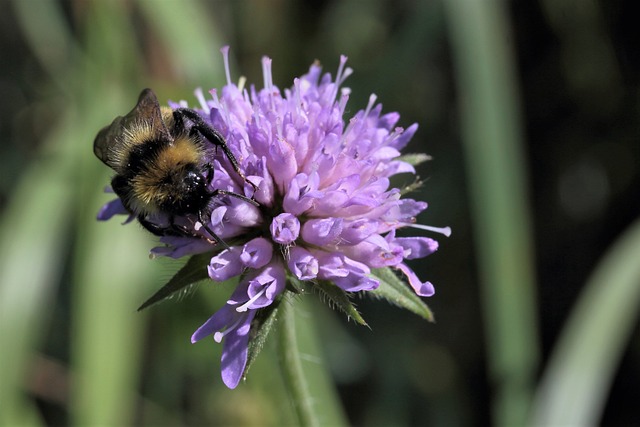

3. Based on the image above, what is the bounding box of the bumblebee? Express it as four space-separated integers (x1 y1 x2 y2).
94 88 257 246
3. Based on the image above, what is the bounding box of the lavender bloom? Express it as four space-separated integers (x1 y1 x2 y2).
191 262 286 388
99 46 450 388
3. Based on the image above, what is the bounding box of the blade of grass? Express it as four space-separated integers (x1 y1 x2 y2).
68 1 157 423
10 0 80 93
71 191 157 426
530 218 640 426
0 115 77 426
443 0 540 425
136 0 225 86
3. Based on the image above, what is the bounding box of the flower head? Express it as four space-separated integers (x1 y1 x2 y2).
99 46 450 389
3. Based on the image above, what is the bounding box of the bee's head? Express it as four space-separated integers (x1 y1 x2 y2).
159 165 211 216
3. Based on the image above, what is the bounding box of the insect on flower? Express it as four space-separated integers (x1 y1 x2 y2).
97 47 451 389
94 88 258 247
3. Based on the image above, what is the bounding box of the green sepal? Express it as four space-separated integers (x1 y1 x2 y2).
371 267 435 322
400 177 425 196
286 275 308 294
244 294 283 376
137 251 213 311
313 280 367 326
397 152 432 167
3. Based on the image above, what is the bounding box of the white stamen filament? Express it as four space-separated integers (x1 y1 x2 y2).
336 55 348 88
262 56 276 111
364 93 377 118
338 90 350 117
194 87 210 114
386 127 403 144
340 68 353 89
407 223 452 237
340 117 356 148
221 46 232 86
213 314 245 343
236 285 269 312
262 56 273 91
243 87 251 104
210 88 232 128
208 88 221 109
293 78 303 115
238 76 247 92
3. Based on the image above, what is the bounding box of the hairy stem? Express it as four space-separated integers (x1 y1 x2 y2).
277 291 319 427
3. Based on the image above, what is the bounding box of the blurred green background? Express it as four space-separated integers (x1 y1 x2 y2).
1 0 639 426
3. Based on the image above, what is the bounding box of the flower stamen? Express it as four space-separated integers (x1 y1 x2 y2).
236 286 269 313
213 314 244 343
406 223 452 237
221 45 232 86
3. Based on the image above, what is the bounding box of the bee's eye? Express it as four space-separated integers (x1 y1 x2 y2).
183 171 204 191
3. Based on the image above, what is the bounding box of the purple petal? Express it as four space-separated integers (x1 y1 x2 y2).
191 304 237 343
316 252 379 292
340 219 379 245
151 237 213 259
333 274 379 292
341 234 404 268
97 198 129 221
270 213 300 244
233 263 286 311
288 246 319 280
301 217 343 247
385 160 415 177
220 310 256 389
317 252 350 278
391 123 418 150
394 237 439 259
395 262 435 297
245 155 275 206
283 172 323 215
268 137 298 192
381 199 428 223
378 111 400 130
208 247 243 281
240 237 273 268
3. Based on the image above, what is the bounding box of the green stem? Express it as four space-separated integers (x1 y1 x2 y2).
278 292 319 427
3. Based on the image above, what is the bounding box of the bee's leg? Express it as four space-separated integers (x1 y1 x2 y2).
203 162 215 188
138 212 229 249
164 212 230 249
202 163 259 207
208 187 259 207
138 215 170 237
195 211 230 249
173 108 258 194
138 214 191 239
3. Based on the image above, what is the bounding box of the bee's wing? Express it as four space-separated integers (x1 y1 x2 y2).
94 88 172 169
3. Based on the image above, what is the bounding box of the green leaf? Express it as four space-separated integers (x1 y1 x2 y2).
396 152 432 166
137 251 214 311
371 267 435 322
313 281 367 326
244 296 283 376
530 217 640 426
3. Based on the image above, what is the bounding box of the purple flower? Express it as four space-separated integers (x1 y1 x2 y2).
191 262 286 388
98 46 450 388
191 304 255 389
270 213 300 244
